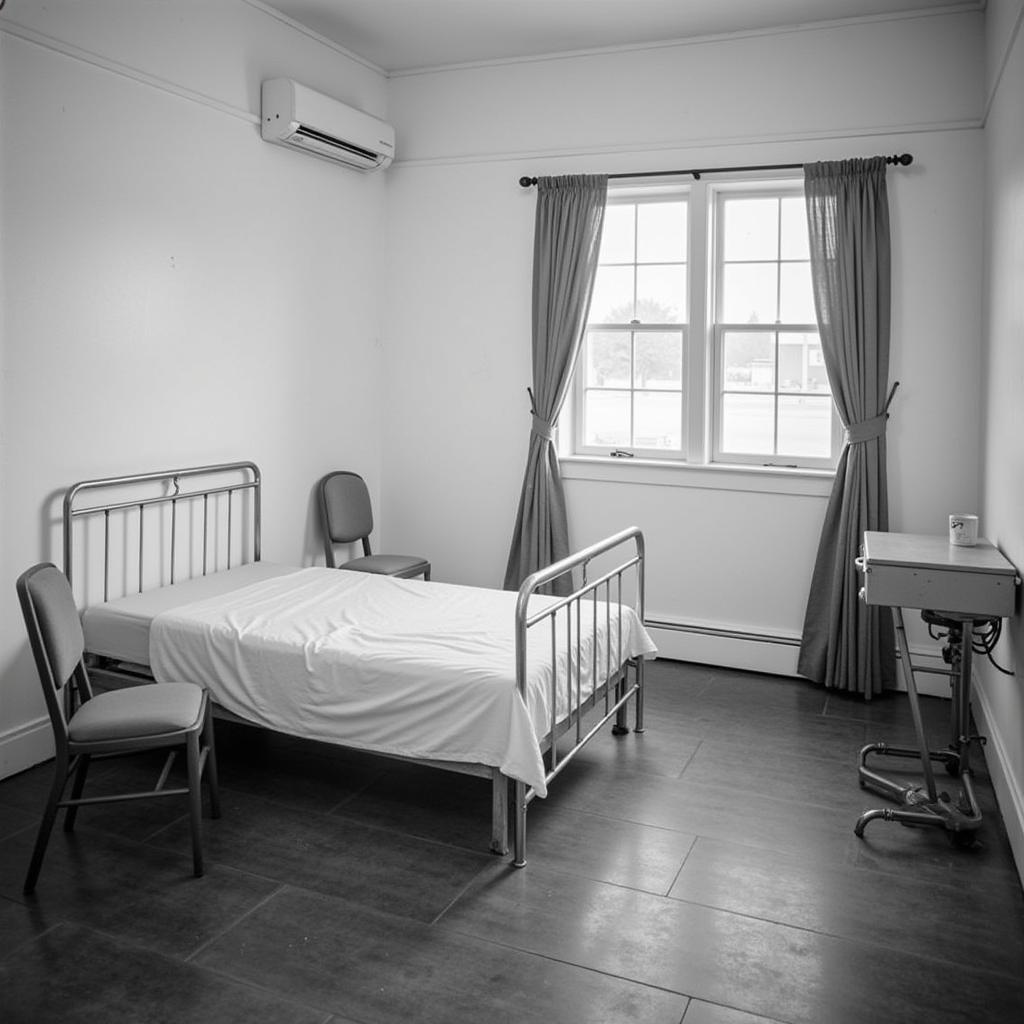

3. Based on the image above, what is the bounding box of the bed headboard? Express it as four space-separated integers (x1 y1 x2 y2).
62 461 261 606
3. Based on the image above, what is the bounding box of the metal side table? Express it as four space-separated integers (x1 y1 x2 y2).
854 531 1018 846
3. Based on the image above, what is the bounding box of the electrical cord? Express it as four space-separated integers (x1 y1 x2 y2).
927 617 1015 675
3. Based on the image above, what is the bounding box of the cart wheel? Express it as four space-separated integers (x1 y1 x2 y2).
949 829 976 849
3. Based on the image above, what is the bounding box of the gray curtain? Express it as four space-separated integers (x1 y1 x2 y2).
797 158 896 698
503 174 607 594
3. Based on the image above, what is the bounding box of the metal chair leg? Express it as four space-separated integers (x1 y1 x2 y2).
186 730 204 877
24 750 69 895
63 754 91 833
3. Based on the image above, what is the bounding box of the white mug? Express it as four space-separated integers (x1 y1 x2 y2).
949 514 979 547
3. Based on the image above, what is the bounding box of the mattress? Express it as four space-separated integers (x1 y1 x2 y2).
145 567 656 795
82 562 300 665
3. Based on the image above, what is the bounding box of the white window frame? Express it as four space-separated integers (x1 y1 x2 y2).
572 186 690 461
565 174 841 473
709 181 842 470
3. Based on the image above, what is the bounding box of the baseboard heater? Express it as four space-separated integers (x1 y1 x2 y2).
644 618 801 647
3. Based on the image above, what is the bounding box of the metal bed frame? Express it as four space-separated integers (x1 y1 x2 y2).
62 461 647 867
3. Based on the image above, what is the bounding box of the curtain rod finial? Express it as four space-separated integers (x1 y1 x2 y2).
519 176 538 188
892 153 913 166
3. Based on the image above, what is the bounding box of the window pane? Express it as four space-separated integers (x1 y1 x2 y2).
723 331 774 391
586 331 631 388
780 196 809 260
721 263 778 323
805 334 829 391
778 396 833 457
637 201 687 262
779 261 816 323
590 265 634 322
721 394 774 454
722 198 778 260
635 392 682 450
599 204 636 263
636 264 686 323
635 331 682 389
778 332 829 393
584 390 631 447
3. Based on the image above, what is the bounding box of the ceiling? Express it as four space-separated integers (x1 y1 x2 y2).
263 0 974 73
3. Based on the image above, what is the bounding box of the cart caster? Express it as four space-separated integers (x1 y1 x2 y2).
948 829 977 849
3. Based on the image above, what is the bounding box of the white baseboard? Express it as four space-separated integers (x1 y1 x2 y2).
0 716 54 780
647 618 952 698
971 683 1024 887
647 622 801 676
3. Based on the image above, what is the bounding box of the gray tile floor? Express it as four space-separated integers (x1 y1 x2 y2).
1 659 1022 1023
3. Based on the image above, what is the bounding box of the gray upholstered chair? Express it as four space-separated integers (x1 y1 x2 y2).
317 471 430 580
15 563 220 894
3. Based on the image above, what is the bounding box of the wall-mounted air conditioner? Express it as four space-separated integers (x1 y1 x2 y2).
260 79 394 171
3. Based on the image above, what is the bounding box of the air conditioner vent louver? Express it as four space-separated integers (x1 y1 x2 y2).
260 79 394 172
292 126 380 163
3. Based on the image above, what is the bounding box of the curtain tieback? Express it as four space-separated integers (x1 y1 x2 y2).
845 413 888 444
531 415 555 442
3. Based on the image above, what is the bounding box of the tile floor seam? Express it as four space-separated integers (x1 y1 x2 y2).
674 736 705 780
163 943 345 1021
428 857 505 925
679 995 792 1024
184 881 290 963
656 888 1024 984
0 819 37 846
323 772 385 815
188 949 425 1022
0 918 65 965
664 834 699 895
425 922 699 1001
558 777 858 832
143 782 499 867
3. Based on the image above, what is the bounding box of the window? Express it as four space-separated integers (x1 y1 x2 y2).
577 192 687 457
570 178 838 470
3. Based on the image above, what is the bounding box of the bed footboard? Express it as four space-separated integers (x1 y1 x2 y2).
511 527 647 866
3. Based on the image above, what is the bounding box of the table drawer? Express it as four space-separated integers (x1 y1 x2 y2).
860 560 1016 616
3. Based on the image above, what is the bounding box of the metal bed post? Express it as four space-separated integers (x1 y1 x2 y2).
511 526 647 868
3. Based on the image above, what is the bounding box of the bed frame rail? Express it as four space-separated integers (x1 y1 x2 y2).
62 461 261 603
512 527 646 866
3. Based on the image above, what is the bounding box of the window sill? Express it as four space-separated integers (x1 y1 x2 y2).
558 454 836 497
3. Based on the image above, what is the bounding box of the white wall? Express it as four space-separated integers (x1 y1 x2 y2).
0 0 390 775
381 10 986 673
977 0 1024 882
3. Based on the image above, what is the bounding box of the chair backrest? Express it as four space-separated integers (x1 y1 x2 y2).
16 563 89 735
318 471 374 566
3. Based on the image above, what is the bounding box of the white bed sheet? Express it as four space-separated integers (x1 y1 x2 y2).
148 567 656 796
82 562 300 665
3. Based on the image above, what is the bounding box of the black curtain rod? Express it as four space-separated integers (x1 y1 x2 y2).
517 152 913 188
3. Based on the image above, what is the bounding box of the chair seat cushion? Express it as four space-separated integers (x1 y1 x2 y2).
341 554 430 578
69 683 205 743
